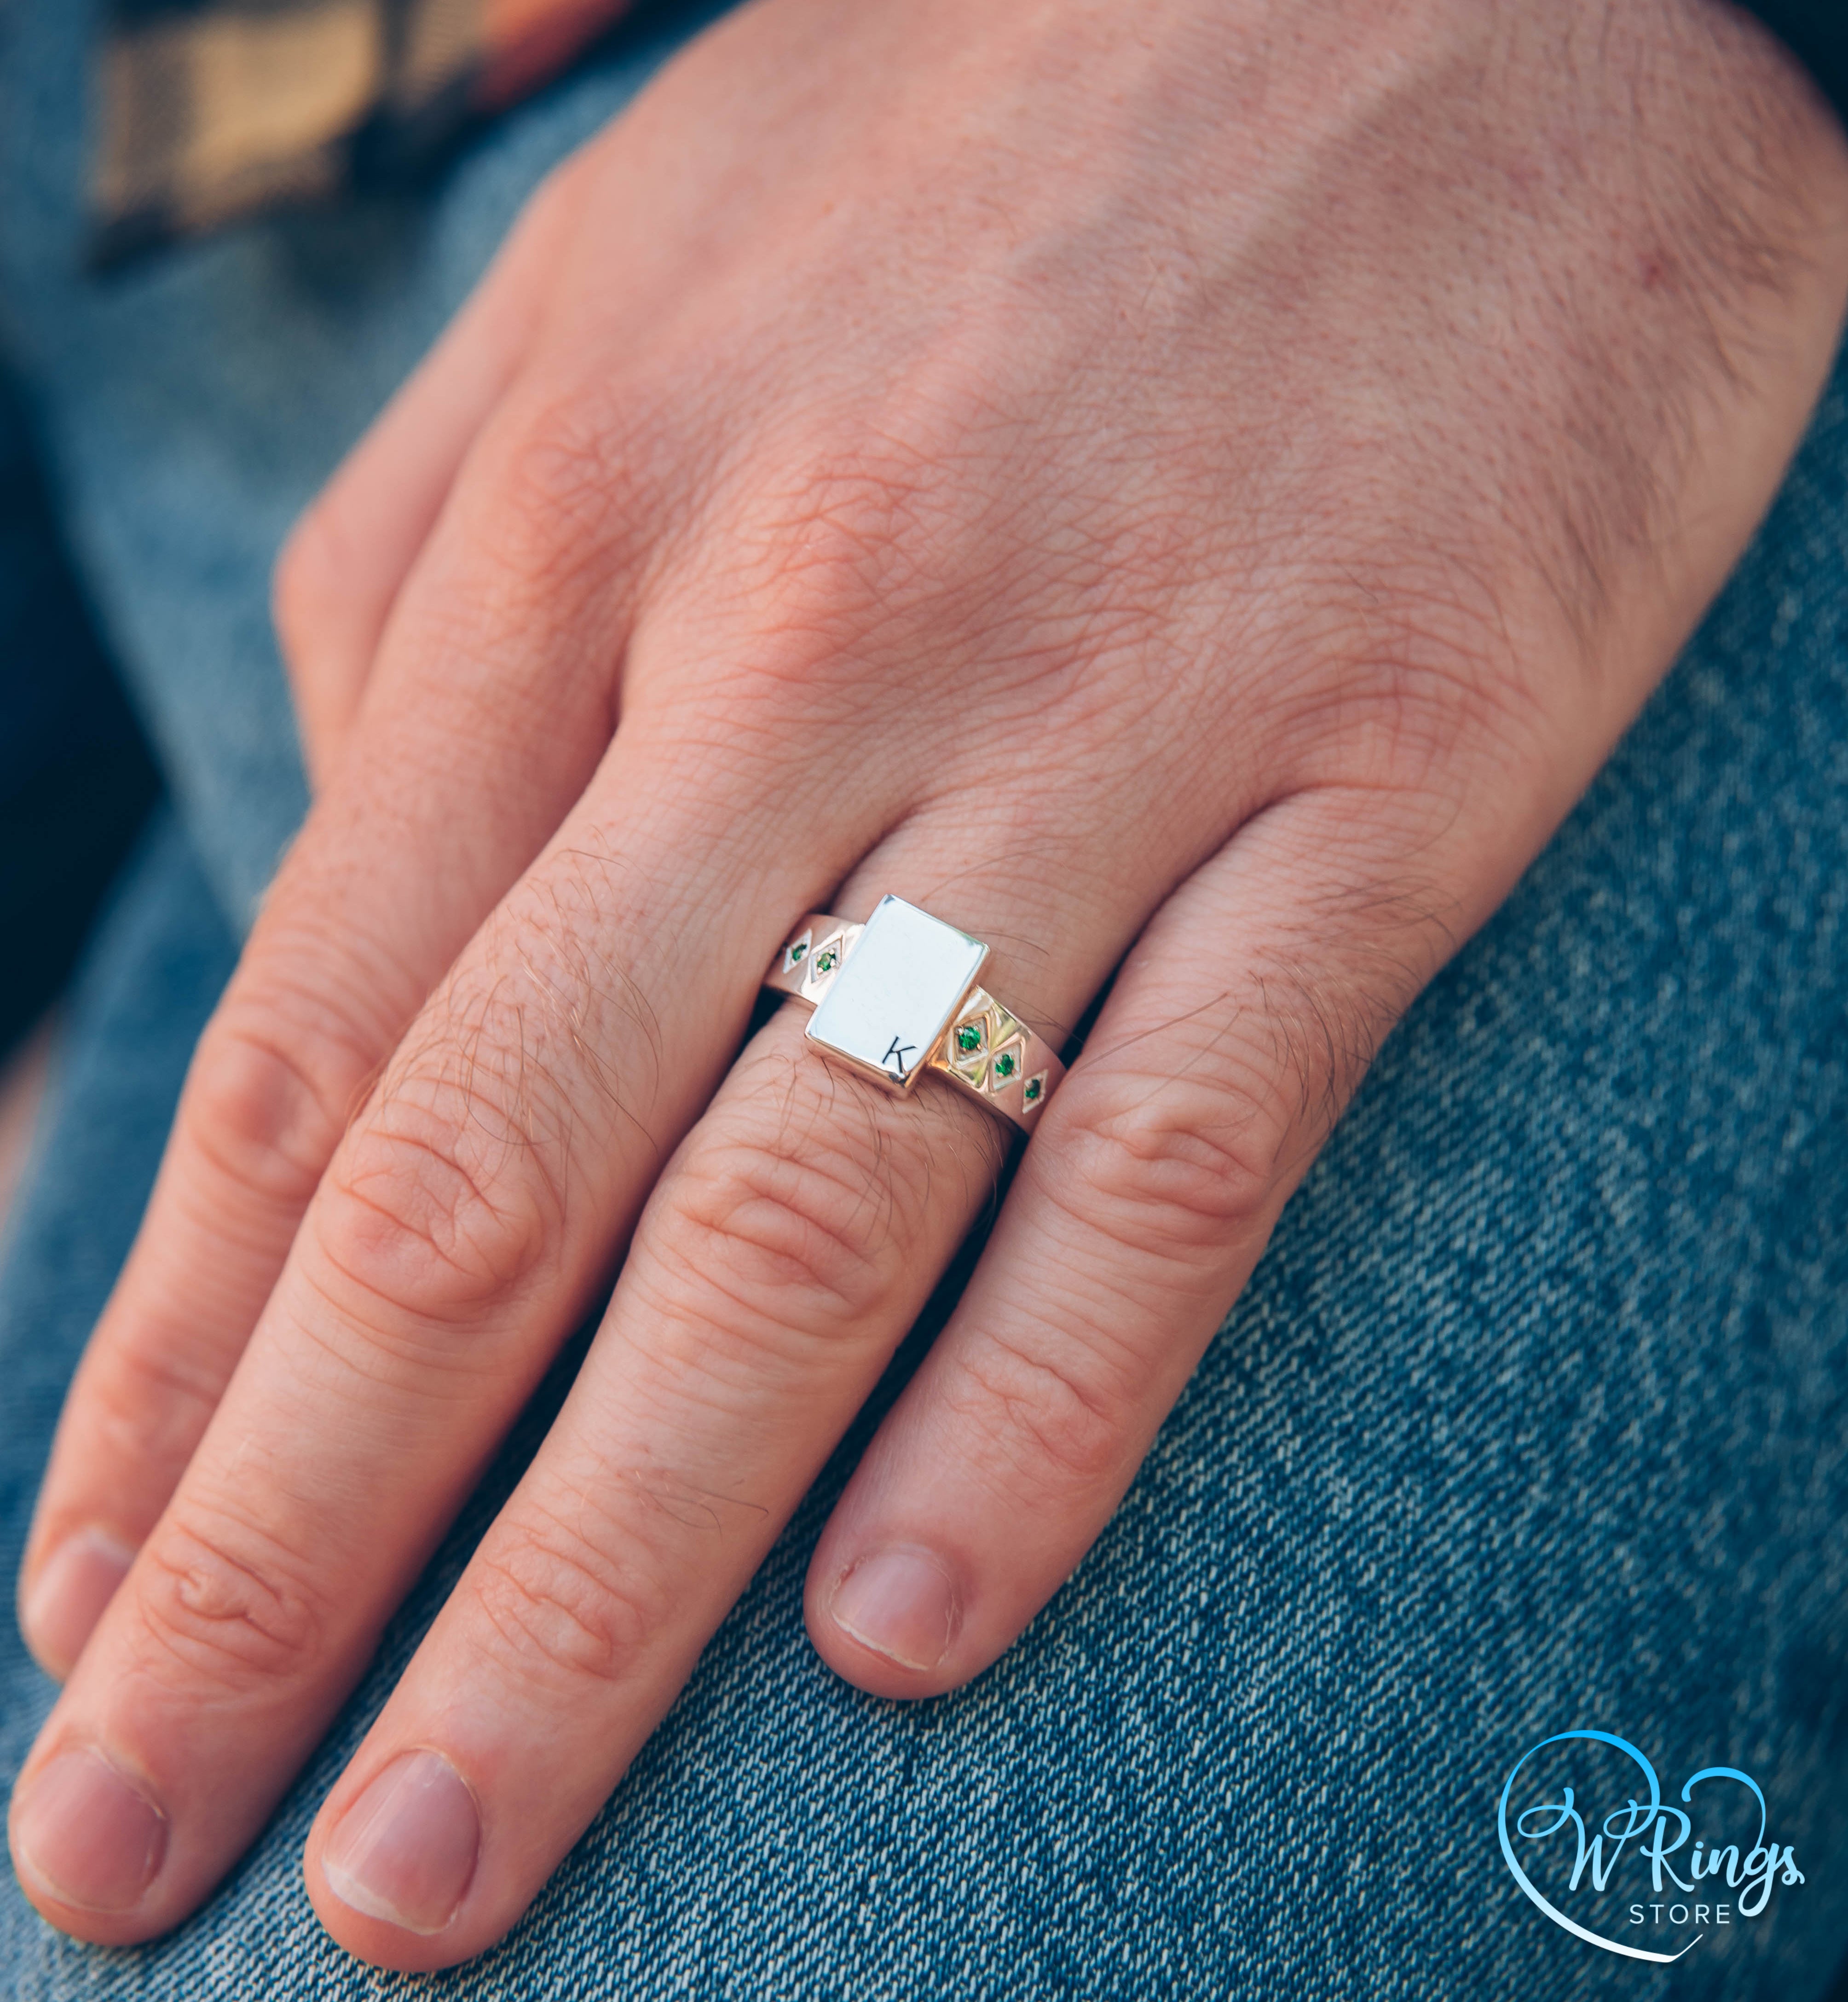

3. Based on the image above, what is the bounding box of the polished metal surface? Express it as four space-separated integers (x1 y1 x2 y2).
805 895 988 1091
764 896 1065 1131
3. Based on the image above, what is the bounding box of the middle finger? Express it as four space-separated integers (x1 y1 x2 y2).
300 835 1133 1968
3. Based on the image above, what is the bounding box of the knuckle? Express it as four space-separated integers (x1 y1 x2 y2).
711 434 950 702
306 949 601 1331
308 958 578 1325
304 961 577 1321
130 1501 328 1691
80 1330 222 1480
952 1327 1137 1495
313 1094 560 1327
483 391 637 604
1280 550 1549 793
657 1111 912 1336
1343 652 1540 800
471 1506 665 1689
183 1004 365 1209
1050 1074 1292 1258
752 445 927 605
1051 944 1413 1264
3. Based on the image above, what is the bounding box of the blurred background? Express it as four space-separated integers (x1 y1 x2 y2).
0 370 160 1227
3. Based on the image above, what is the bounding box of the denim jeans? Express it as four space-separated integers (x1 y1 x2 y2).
1 0 1847 1994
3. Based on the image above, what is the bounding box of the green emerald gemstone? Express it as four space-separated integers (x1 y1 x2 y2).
994 1049 1018 1080
788 940 808 963
956 1023 983 1054
1023 1075 1043 1104
816 948 838 973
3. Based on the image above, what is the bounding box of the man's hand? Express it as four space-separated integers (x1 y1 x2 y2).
11 0 1848 1969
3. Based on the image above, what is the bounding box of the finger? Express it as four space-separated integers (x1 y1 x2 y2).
17 319 641 1685
804 787 1519 1695
6 730 889 1944
292 847 1132 1969
273 151 593 788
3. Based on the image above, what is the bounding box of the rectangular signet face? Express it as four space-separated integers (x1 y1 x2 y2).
805 895 988 1091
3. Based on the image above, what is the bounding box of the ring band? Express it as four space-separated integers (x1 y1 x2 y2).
764 894 1064 1132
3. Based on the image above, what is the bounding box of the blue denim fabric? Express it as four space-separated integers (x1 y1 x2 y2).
0 0 733 934
1 0 1847 1993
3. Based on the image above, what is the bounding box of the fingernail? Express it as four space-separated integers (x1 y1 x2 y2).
323 1750 479 1934
830 1548 959 1671
11 1747 167 1912
22 1528 135 1676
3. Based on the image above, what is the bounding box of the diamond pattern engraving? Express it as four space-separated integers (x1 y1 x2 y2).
945 995 993 1088
803 929 849 997
937 989 1042 1099
878 961 1057 1126
987 1003 1025 1049
988 1041 1023 1089
778 907 1059 1121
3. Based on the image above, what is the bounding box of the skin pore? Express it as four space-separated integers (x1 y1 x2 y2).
9 0 1848 1970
